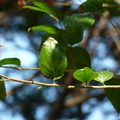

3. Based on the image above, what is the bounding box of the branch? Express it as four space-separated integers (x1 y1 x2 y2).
54 2 80 6
1 66 41 71
103 3 120 8
1 66 74 72
1 74 120 89
109 30 120 52
64 93 105 107
54 2 120 8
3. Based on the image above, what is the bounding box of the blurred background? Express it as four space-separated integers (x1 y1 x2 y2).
0 0 120 120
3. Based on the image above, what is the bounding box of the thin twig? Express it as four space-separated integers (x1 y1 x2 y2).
54 2 120 8
0 74 120 89
109 30 120 52
1 66 75 72
54 2 81 6
103 3 120 8
1 66 41 70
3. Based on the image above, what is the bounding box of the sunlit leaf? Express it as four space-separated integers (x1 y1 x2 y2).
39 37 67 80
80 0 103 12
104 76 120 112
29 25 61 35
24 1 62 21
40 33 67 51
94 71 113 83
0 58 21 67
73 67 98 83
63 13 95 30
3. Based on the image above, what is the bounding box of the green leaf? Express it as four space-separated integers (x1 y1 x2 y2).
0 45 4 47
39 37 67 80
80 0 103 12
103 0 120 16
104 76 120 112
66 47 91 69
94 71 113 83
63 13 95 30
24 1 62 21
40 33 67 51
29 25 61 35
73 67 98 83
61 25 83 45
25 10 44 25
54 34 67 51
0 77 6 100
0 58 21 67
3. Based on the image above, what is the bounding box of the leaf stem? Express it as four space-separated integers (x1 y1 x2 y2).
1 74 120 89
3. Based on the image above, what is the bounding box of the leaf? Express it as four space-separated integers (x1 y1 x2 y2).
66 47 91 69
39 37 67 80
63 13 95 30
25 10 44 26
0 58 21 67
73 67 98 83
0 77 6 100
94 71 113 83
55 34 67 51
104 76 120 112
61 25 83 45
80 0 103 12
0 45 4 47
24 1 62 21
40 33 67 51
30 25 67 51
29 25 61 35
103 0 120 16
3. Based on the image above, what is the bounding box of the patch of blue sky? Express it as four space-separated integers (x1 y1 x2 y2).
82 98 98 113
101 56 118 70
35 105 50 120
8 16 26 27
70 0 86 10
13 32 30 48
96 42 108 58
42 87 58 103
87 107 104 120
1 41 37 67
82 96 119 120
0 104 25 120
90 41 118 71
0 30 37 66
92 56 118 71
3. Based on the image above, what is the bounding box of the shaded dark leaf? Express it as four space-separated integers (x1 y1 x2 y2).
80 0 103 12
61 25 83 45
104 76 120 112
66 46 91 69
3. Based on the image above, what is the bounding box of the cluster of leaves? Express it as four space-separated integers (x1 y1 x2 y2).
22 0 120 113
24 1 95 80
1 0 120 113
